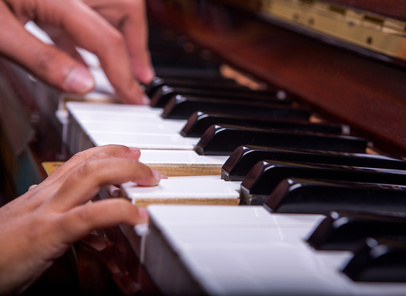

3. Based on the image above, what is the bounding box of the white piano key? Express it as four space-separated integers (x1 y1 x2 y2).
139 150 228 166
147 205 323 228
136 150 228 177
180 245 352 296
89 67 114 94
121 176 241 205
25 21 53 44
67 101 162 117
89 131 197 150
70 111 184 132
78 49 101 68
67 101 197 150
70 112 162 125
143 205 406 296
78 120 185 135
65 102 232 171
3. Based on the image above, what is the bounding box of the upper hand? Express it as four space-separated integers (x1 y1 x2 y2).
0 0 154 104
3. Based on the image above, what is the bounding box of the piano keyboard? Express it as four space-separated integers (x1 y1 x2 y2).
142 205 406 296
65 101 229 176
61 18 406 295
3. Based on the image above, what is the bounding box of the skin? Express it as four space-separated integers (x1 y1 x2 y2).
0 145 164 295
0 1 158 292
0 0 155 104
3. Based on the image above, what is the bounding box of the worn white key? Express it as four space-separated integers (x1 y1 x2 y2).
139 150 228 176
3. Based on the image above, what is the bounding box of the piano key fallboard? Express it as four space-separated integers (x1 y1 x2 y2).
61 9 406 296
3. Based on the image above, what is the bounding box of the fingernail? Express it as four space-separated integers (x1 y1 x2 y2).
138 207 149 219
145 67 156 83
141 95 151 105
151 169 165 181
28 184 38 191
65 66 94 93
129 147 140 153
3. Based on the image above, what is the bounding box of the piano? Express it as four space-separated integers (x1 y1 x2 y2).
1 0 406 295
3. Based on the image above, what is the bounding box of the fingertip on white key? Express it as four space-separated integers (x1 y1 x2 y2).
107 185 122 197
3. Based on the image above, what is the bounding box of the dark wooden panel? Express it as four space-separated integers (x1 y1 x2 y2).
147 0 406 157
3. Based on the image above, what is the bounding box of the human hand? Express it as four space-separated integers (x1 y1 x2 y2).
0 145 163 294
0 0 154 104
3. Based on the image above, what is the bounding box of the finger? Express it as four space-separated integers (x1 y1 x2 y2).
83 0 155 84
0 2 95 94
38 24 87 66
49 156 162 210
120 0 155 83
57 0 147 104
41 145 141 186
4 0 146 104
57 198 148 244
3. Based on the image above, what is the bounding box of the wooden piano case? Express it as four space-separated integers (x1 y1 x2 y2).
147 0 406 157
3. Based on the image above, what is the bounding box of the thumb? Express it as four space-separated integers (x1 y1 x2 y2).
62 63 95 93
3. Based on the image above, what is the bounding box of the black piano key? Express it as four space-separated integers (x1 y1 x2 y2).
342 237 406 282
265 178 406 215
181 112 343 137
240 161 406 205
145 76 244 98
152 85 290 108
162 96 308 120
195 125 367 156
306 211 406 251
222 145 406 181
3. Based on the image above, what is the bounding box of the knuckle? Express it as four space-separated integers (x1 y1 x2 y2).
90 152 110 161
77 159 95 177
70 150 91 164
75 154 110 183
76 205 92 223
